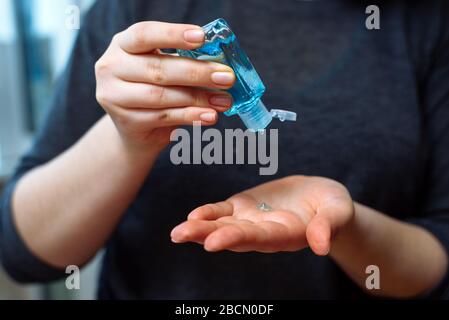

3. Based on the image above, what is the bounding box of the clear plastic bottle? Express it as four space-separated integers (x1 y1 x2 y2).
178 18 296 131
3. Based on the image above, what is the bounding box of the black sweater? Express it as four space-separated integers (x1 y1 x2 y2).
1 0 449 299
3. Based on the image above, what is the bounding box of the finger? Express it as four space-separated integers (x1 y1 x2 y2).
306 215 332 256
114 53 235 89
204 222 290 253
110 105 219 128
188 201 234 221
118 21 205 54
171 220 222 244
103 81 233 111
306 198 353 256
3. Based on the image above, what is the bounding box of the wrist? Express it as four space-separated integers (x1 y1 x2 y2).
102 115 165 160
88 116 163 178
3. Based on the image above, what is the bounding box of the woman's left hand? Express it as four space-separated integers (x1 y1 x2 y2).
171 175 354 255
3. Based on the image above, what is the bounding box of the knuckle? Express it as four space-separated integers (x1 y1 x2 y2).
144 21 158 31
186 66 202 83
147 57 166 84
191 89 207 107
181 109 190 123
203 204 215 213
94 59 110 78
157 111 169 122
165 24 178 40
157 109 186 124
147 86 166 105
111 33 121 45
114 112 133 128
111 106 137 129
95 89 109 107
129 22 149 48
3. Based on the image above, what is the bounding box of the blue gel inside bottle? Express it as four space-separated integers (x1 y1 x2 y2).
178 18 273 131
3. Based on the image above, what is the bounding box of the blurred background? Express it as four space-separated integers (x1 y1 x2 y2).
0 0 100 300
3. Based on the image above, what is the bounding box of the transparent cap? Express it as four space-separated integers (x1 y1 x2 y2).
270 109 297 122
238 101 298 131
238 100 273 132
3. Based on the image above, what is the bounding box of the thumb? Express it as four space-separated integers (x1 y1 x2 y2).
306 214 332 256
306 198 354 256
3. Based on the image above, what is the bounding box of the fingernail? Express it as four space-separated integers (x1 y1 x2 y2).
210 95 233 108
184 29 205 43
200 112 217 122
211 72 235 86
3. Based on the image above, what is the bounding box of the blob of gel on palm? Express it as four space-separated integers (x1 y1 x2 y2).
178 18 272 131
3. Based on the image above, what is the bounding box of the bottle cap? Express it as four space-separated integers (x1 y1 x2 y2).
238 100 273 132
270 109 297 122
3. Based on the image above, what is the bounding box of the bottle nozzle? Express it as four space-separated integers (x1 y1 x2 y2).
238 101 298 131
238 100 273 132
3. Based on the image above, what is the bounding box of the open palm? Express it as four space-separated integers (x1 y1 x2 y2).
171 176 354 256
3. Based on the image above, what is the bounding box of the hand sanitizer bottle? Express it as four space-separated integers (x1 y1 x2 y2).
178 18 297 131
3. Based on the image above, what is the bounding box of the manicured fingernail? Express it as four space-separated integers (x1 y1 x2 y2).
184 29 205 43
210 95 232 108
200 112 217 122
211 72 235 86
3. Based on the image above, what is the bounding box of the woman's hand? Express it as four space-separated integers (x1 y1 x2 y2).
95 21 235 151
171 176 354 255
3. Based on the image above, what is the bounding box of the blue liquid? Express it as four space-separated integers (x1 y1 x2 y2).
178 19 272 131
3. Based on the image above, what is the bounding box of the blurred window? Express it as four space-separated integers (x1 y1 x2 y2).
0 0 95 178
14 0 96 130
0 0 101 300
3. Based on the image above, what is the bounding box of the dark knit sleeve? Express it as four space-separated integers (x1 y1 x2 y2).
406 2 449 299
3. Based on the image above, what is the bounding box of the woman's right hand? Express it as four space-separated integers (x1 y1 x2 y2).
95 21 236 151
